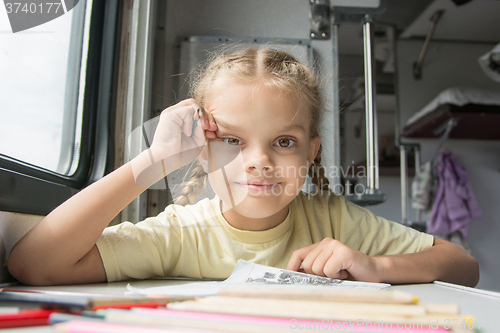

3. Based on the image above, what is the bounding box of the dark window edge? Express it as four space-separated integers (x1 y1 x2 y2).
0 0 121 215
0 167 78 216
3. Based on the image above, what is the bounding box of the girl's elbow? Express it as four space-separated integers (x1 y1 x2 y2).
455 248 480 287
467 256 480 288
7 254 54 286
7 257 32 285
449 251 480 288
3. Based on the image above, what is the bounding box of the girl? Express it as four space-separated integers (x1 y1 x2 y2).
8 48 479 287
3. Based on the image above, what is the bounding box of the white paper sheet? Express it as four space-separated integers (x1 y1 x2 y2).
126 260 390 297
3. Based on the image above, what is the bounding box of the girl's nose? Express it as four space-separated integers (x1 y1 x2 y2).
245 146 275 172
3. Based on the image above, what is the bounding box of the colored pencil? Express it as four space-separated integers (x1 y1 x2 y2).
167 296 472 327
52 320 216 333
218 286 420 304
0 290 192 311
170 296 438 316
114 307 450 333
49 312 105 325
0 309 59 329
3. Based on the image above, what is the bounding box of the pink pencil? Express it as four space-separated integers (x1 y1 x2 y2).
132 308 449 332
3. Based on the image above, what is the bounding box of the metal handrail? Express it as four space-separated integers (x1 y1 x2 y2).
413 9 445 80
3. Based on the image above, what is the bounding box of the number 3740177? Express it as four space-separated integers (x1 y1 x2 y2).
5 2 63 14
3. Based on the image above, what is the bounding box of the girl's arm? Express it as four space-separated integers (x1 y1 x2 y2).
374 237 479 287
7 99 216 286
287 237 479 287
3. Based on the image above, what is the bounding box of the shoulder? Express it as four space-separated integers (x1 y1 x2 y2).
104 199 217 233
291 191 391 230
292 190 381 221
161 197 218 227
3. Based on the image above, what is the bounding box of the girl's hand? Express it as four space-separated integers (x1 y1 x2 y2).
150 99 217 171
287 238 383 283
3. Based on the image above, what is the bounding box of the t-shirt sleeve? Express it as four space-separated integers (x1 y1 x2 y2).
334 196 434 256
95 213 182 282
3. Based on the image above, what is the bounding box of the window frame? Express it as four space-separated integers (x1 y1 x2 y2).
0 0 122 216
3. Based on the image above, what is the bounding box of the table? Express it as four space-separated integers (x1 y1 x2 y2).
1 280 499 332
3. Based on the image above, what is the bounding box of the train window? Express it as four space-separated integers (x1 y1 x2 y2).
0 2 88 175
0 0 121 215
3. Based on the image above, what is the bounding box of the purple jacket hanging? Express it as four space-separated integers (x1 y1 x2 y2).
428 151 482 237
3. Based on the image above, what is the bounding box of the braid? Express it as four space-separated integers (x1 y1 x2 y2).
174 161 208 206
308 144 330 191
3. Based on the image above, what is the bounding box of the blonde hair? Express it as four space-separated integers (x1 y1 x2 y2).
174 47 330 206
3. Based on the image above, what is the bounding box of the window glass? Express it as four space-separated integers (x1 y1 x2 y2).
0 1 88 175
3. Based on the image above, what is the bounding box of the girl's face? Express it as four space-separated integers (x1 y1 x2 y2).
202 82 320 231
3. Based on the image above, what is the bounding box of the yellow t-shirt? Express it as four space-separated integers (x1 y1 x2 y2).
96 191 434 282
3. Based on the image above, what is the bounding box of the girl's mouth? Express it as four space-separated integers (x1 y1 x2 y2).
234 181 282 193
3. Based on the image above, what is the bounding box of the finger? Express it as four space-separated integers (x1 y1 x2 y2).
179 98 202 111
337 270 349 280
323 247 353 279
196 108 210 131
163 104 195 124
201 109 218 134
323 256 349 279
168 99 201 127
185 102 202 137
192 119 207 142
200 109 217 138
300 242 332 276
168 98 200 113
207 115 217 131
205 130 217 139
286 243 319 271
183 99 207 126
191 118 198 136
180 111 195 137
170 102 201 138
181 100 217 138
191 108 212 141
197 105 215 125
156 105 195 140
309 245 336 277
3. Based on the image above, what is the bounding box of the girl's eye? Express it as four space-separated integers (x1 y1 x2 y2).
276 138 295 148
223 137 242 146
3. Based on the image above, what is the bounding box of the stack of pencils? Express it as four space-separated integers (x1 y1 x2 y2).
1 286 476 332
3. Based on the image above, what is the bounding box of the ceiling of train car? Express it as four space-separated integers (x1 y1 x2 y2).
336 0 434 110
336 0 498 111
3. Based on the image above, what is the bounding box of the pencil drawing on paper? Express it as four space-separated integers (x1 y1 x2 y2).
245 270 343 286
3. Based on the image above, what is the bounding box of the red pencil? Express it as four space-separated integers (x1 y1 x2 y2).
0 309 59 328
92 301 164 311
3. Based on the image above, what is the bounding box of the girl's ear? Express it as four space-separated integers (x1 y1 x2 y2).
308 136 321 165
198 146 209 172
